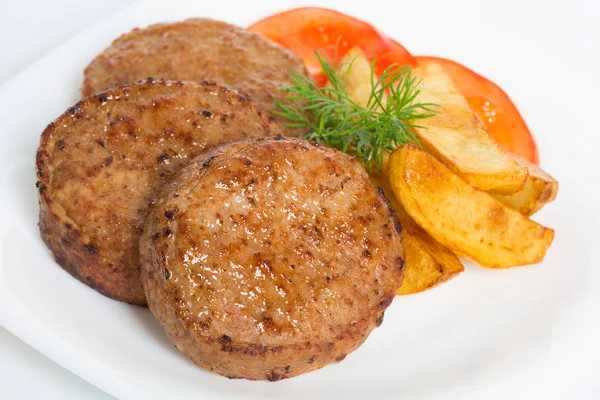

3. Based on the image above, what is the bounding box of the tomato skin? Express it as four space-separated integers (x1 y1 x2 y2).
416 56 539 164
249 9 537 164
249 7 397 84
374 39 417 76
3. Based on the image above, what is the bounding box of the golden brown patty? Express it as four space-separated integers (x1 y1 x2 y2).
36 80 283 305
140 137 405 380
82 18 308 135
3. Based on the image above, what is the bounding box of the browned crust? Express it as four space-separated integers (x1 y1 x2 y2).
81 18 307 96
145 270 395 380
36 113 147 305
81 18 310 137
37 172 147 305
36 80 282 306
140 137 405 380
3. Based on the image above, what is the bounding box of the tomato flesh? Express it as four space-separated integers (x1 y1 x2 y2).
374 39 417 75
416 57 539 164
249 7 415 85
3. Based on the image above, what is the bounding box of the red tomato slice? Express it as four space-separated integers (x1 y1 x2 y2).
374 39 417 74
416 56 539 164
249 7 415 86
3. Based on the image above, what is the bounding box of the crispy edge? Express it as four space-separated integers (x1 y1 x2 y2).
36 80 279 306
387 144 554 268
492 153 558 216
412 61 528 195
37 144 147 305
140 137 405 380
371 175 463 294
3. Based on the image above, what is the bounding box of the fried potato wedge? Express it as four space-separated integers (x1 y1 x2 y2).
492 153 558 216
412 61 528 194
334 48 374 108
387 145 554 268
371 175 464 294
399 225 463 294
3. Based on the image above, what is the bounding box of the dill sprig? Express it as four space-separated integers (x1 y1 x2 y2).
275 51 439 172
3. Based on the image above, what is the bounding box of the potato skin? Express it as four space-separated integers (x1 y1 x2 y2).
370 175 463 295
492 153 558 216
37 80 282 305
140 137 405 380
396 213 463 295
412 61 528 195
388 144 553 268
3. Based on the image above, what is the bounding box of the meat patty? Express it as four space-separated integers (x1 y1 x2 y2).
82 18 308 135
36 79 283 306
139 136 405 380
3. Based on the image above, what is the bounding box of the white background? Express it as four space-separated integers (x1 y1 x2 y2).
0 0 598 399
0 3 131 398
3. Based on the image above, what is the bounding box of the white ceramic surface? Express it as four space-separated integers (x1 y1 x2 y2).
1 0 598 399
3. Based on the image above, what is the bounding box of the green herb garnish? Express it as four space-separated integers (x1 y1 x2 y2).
275 51 439 172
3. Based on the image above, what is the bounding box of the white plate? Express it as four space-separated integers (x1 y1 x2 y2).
1 0 599 399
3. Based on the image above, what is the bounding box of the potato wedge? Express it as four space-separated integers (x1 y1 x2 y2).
334 48 375 108
412 61 528 194
399 226 463 294
492 153 558 216
371 175 464 294
387 144 554 268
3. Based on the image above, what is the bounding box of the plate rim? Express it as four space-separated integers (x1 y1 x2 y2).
1 1 599 399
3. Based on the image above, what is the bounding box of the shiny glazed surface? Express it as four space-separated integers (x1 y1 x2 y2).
140 137 405 380
36 80 282 305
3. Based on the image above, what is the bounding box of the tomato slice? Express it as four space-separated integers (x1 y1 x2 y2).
249 9 536 162
416 56 539 164
374 39 417 74
249 7 411 85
